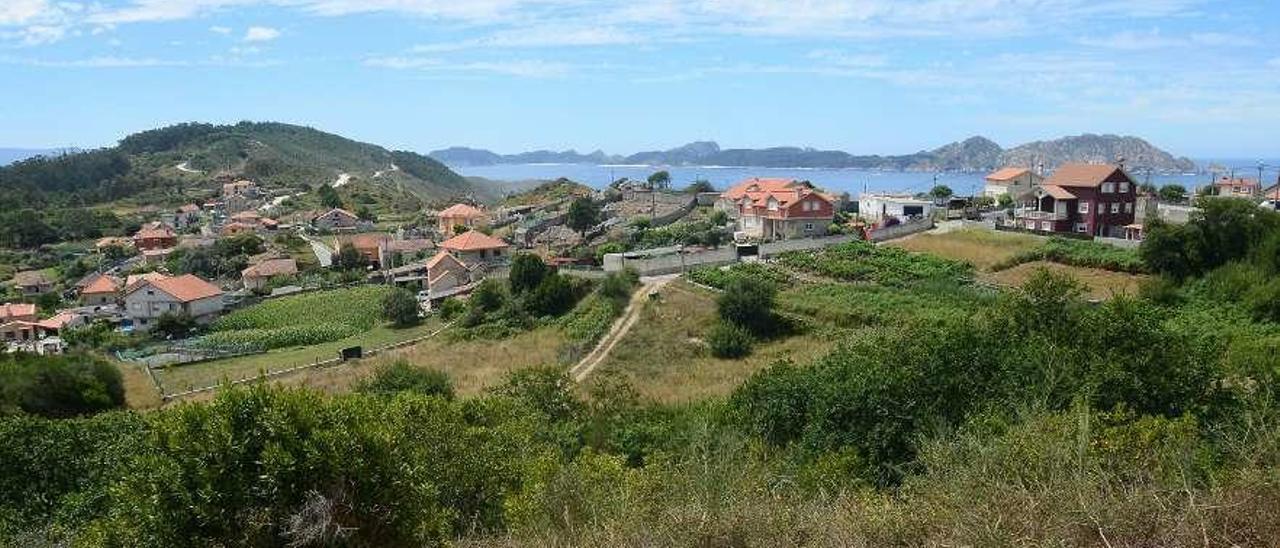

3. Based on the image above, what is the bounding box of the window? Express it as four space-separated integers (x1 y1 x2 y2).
1075 223 1088 233
804 223 815 231
1102 182 1115 193
1110 202 1120 214
1040 221 1052 231
1125 202 1133 213
1119 182 1129 193
1079 202 1089 214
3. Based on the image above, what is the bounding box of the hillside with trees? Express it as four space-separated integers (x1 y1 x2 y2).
0 122 477 212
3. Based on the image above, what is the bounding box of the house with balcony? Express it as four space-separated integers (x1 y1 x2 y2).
1014 163 1138 237
983 167 1044 199
718 178 835 240
1213 176 1261 198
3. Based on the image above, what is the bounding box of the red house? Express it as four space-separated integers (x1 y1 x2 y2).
717 178 835 240
1015 163 1137 237
132 221 178 251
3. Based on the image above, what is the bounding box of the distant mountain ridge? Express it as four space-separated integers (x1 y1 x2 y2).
430 134 1197 173
0 148 79 166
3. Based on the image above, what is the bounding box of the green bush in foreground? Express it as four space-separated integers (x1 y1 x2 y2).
0 353 125 418
707 321 754 359
357 360 453 400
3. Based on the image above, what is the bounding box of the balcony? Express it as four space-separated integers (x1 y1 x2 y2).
1015 208 1067 221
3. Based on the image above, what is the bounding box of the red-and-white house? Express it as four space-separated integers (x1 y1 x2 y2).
133 221 178 251
1213 176 1261 198
717 178 835 240
1014 163 1138 237
439 230 511 266
437 203 487 235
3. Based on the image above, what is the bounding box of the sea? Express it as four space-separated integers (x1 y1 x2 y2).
455 160 1278 197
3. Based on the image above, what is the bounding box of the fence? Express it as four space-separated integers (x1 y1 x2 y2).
601 219 934 276
1095 236 1142 249
160 322 454 401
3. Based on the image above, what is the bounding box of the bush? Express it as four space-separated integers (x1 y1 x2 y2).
382 287 421 328
436 297 464 321
707 321 754 359
153 312 197 340
718 276 777 336
509 254 549 295
524 274 576 317
357 360 453 399
0 353 125 418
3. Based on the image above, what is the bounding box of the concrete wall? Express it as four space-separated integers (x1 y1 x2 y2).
867 218 935 242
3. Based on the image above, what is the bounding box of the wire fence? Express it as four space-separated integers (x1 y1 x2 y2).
159 322 454 401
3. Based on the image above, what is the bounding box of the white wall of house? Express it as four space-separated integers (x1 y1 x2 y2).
124 286 224 330
858 196 934 222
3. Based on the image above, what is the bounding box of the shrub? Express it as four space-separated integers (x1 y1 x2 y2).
0 353 125 418
382 287 421 328
707 321 754 359
153 312 197 340
524 274 575 317
509 254 549 295
718 276 777 336
436 297 464 321
357 360 453 399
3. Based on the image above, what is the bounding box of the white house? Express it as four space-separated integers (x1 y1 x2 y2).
983 167 1044 199
858 193 935 223
122 274 224 331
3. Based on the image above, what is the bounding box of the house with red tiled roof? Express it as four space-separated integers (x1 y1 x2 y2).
717 178 835 240
1213 176 1261 198
983 167 1044 200
172 203 201 229
0 303 38 323
336 233 392 268
437 203 488 235
133 221 178 251
439 230 511 265
1014 163 1137 237
80 274 122 306
241 258 298 291
425 251 470 293
122 274 224 330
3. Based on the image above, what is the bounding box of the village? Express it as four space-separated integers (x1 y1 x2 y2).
3 159 1278 367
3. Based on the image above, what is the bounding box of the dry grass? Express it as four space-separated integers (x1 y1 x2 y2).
596 281 843 403
983 261 1148 299
279 326 568 397
890 228 1043 270
113 359 164 410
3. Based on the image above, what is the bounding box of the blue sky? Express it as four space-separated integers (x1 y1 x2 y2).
0 0 1277 158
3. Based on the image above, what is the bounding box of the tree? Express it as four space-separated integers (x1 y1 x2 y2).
382 287 421 327
154 312 198 339
707 321 753 359
0 353 125 418
508 254 549 295
647 170 671 190
718 276 777 336
525 274 575 317
317 184 342 209
708 209 729 226
1158 184 1187 203
453 224 470 235
335 245 365 271
997 193 1015 209
685 179 714 193
929 185 954 201
566 197 600 236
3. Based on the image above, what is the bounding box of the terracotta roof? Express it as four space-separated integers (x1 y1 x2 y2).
242 258 298 279
318 208 359 220
721 178 810 201
0 303 37 320
438 203 486 218
426 250 466 270
985 167 1032 182
178 204 201 214
230 210 262 221
220 222 258 234
342 232 390 251
13 270 52 287
1214 177 1260 188
1045 163 1130 188
1039 185 1078 200
38 312 81 330
124 272 170 292
96 236 133 248
141 274 222 303
134 221 176 240
721 177 832 219
440 230 510 252
82 275 122 295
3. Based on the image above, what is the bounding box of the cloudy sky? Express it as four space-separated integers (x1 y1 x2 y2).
0 0 1276 157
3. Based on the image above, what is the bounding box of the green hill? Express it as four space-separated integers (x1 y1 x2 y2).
0 122 476 211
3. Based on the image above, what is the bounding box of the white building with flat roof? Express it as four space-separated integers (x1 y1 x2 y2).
858 193 934 223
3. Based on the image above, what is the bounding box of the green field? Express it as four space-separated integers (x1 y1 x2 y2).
198 285 395 351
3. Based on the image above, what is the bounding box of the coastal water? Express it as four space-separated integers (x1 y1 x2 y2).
455 163 1249 197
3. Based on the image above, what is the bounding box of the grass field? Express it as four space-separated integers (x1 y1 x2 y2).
114 360 163 410
889 228 1043 270
982 261 1148 299
157 319 443 396
276 326 567 397
595 281 847 403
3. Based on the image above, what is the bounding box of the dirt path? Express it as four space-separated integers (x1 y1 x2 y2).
373 164 399 178
175 161 202 174
569 275 676 382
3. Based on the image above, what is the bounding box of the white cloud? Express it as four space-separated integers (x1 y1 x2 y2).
0 0 49 25
243 25 279 42
413 26 640 52
209 25 231 34
1078 28 1183 50
365 55 570 77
